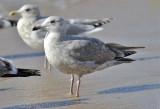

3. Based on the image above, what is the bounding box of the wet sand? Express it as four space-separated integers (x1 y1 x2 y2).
0 0 160 109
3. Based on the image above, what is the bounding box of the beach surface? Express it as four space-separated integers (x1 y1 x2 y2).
0 0 160 109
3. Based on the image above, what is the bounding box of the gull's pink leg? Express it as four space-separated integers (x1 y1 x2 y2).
46 59 51 71
69 74 74 95
44 56 52 70
44 56 47 68
76 77 81 97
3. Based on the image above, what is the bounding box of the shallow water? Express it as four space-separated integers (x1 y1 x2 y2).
0 0 160 109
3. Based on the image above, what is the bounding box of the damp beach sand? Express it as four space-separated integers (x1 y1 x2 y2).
0 0 160 109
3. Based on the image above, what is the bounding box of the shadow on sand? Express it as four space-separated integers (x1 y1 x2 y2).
0 88 12 91
98 84 160 94
1 52 160 62
2 98 89 109
1 52 45 59
135 56 160 61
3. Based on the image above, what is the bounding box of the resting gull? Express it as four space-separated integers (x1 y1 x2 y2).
0 16 17 28
9 4 112 69
34 16 144 97
0 57 40 77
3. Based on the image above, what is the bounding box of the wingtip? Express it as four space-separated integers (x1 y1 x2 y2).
101 18 113 24
17 68 41 77
109 18 113 20
139 46 145 48
103 17 113 21
116 58 135 62
131 46 146 50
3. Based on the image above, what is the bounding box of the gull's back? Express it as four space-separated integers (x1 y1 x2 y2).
65 35 115 63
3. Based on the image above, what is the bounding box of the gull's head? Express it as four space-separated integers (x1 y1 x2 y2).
33 16 67 33
9 4 40 18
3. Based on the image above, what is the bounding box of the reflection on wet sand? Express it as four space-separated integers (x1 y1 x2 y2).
2 52 45 59
0 0 160 108
135 56 160 61
2 98 89 109
98 84 160 94
0 88 12 91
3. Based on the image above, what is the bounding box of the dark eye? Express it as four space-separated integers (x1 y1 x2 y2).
50 20 55 23
26 8 31 12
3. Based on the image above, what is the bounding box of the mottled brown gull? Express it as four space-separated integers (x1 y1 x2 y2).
0 57 40 77
9 4 112 69
34 16 144 97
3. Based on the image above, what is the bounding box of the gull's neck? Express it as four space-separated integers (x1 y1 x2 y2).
47 28 67 42
22 11 41 20
35 11 41 20
50 32 65 42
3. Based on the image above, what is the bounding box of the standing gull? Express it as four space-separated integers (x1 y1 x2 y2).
0 57 40 77
34 16 144 97
9 4 112 69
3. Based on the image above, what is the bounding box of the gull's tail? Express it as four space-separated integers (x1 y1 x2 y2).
105 43 145 62
106 43 145 51
1 68 40 77
92 18 113 28
77 18 113 36
81 18 113 28
115 58 135 62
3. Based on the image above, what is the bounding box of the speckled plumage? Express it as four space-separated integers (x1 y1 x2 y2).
10 4 112 69
39 16 141 96
15 4 46 50
11 4 112 50
44 31 132 77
